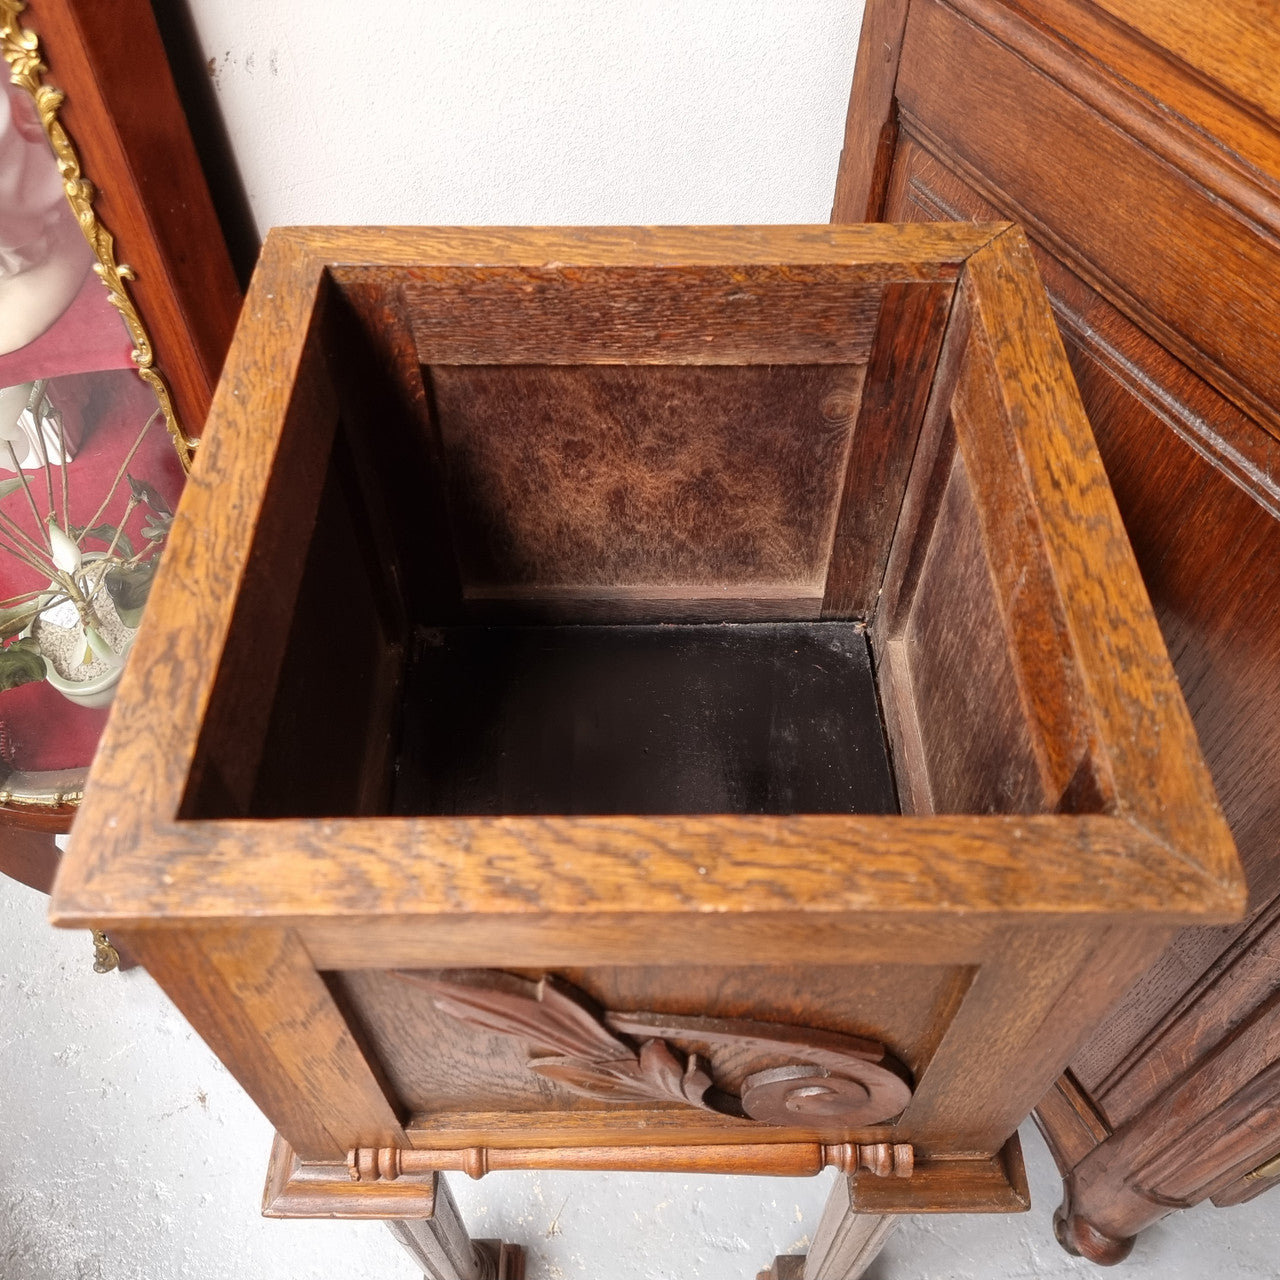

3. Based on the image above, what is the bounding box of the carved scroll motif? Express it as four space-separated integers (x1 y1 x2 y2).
393 970 913 1129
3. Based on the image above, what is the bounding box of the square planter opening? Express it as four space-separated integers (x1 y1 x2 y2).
175 224 1156 831
54 228 1241 1210
244 342 906 820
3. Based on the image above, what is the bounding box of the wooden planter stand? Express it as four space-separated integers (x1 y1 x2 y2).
51 225 1243 1279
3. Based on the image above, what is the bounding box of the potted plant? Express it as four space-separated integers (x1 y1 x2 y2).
0 380 171 708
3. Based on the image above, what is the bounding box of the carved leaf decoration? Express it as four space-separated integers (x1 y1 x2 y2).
637 1038 714 1107
394 968 913 1127
529 1057 659 1103
396 970 632 1062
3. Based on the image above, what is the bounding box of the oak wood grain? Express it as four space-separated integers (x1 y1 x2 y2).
119 926 406 1160
845 0 1280 1252
404 269 883 365
402 1108 895 1151
895 0 1280 440
1089 0 1280 128
804 1185 896 1280
0 823 58 894
844 1137 1029 1213
1011 0 1280 201
959 230 1237 886
821 281 954 616
51 224 1242 1217
830 0 911 222
54 813 1233 935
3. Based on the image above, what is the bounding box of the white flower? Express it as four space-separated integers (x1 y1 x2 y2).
47 520 81 575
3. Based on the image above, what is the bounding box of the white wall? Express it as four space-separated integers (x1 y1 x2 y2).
182 1 863 233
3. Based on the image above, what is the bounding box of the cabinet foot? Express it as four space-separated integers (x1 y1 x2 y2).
1052 1204 1134 1265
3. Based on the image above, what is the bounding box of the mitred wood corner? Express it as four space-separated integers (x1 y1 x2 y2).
263 1133 436 1219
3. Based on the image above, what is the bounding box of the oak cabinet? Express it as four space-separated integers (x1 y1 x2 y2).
833 0 1280 1262
50 224 1241 1276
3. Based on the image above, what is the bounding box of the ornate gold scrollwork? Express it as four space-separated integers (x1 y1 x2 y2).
0 0 191 468
90 929 119 973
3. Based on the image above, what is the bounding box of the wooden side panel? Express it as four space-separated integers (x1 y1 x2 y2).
330 282 465 624
1012 0 1280 189
872 242 1103 819
1089 0 1280 128
896 923 1172 1151
822 281 954 617
426 364 862 613
896 447 1048 813
180 278 339 819
831 0 912 222
247 442 403 819
880 130 1280 1122
121 927 406 1159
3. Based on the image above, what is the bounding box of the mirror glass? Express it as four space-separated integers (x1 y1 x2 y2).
0 77 183 809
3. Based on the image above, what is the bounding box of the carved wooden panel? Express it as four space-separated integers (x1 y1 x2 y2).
393 970 913 1130
331 962 957 1141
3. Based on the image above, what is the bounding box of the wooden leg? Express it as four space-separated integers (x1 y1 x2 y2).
0 824 60 894
763 1176 897 1280
386 1173 524 1280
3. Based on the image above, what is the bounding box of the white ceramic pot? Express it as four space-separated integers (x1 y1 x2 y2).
41 633 133 709
26 554 136 709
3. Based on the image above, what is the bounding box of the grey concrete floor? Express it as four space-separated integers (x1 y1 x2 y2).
2 874 1276 1279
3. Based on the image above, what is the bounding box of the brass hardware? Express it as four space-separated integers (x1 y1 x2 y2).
91 929 119 973
1244 1151 1280 1183
0 0 192 470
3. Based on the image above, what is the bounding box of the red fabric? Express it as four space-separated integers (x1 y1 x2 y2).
0 370 185 772
0 268 136 386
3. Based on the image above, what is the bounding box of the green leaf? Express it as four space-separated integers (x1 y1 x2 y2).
127 474 172 517
0 602 43 641
104 560 156 628
0 592 57 641
84 625 125 668
80 523 134 559
0 638 47 691
140 513 172 542
0 476 26 501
